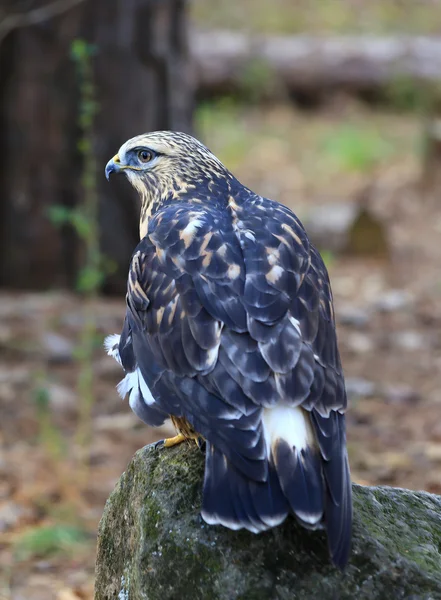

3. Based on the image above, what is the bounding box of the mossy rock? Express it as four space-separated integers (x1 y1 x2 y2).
95 444 441 600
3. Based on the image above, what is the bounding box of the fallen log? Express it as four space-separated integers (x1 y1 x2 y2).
191 30 441 96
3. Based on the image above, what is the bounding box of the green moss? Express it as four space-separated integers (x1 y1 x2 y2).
356 486 441 576
95 444 441 600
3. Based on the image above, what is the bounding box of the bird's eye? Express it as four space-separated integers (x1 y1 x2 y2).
137 149 153 163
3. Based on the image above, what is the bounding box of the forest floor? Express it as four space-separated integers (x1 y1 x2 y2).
1 101 441 599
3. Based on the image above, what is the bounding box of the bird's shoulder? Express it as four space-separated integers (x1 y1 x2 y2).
126 200 246 335
138 190 311 271
144 201 243 281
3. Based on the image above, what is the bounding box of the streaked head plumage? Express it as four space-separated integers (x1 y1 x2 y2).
105 131 233 237
106 131 228 187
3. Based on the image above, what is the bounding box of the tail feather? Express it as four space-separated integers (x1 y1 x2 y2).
323 448 352 570
201 405 352 570
312 410 352 569
262 405 325 529
201 442 289 534
272 440 324 528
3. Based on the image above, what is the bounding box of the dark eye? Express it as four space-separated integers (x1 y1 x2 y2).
137 149 153 163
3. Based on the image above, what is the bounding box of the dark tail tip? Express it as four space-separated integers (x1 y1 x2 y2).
201 442 289 533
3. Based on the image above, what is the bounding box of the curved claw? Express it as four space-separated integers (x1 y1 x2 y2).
154 438 166 450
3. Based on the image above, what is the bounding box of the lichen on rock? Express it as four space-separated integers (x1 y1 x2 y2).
95 443 441 600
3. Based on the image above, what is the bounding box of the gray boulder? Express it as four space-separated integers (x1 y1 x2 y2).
95 444 441 600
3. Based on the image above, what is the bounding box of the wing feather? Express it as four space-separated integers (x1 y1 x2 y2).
118 195 351 566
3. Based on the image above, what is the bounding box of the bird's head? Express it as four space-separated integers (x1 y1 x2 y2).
105 131 233 237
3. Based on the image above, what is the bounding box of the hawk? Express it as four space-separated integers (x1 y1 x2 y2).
104 131 352 568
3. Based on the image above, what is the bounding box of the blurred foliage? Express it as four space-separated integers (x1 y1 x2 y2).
385 77 434 114
320 249 336 270
191 0 441 34
14 524 89 560
70 38 100 475
26 40 105 561
48 39 111 295
321 125 394 173
48 201 116 291
33 379 66 461
197 98 419 190
196 98 251 168
46 39 106 490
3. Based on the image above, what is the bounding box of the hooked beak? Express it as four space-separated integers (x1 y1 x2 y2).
105 154 122 181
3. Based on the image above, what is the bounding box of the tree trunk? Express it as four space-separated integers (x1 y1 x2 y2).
0 0 193 292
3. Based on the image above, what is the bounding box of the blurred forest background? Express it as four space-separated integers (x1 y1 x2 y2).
1 0 441 598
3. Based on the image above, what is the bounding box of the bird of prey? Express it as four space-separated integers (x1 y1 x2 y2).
104 131 352 568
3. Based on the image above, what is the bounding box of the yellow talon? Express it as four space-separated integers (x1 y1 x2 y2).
163 433 187 448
